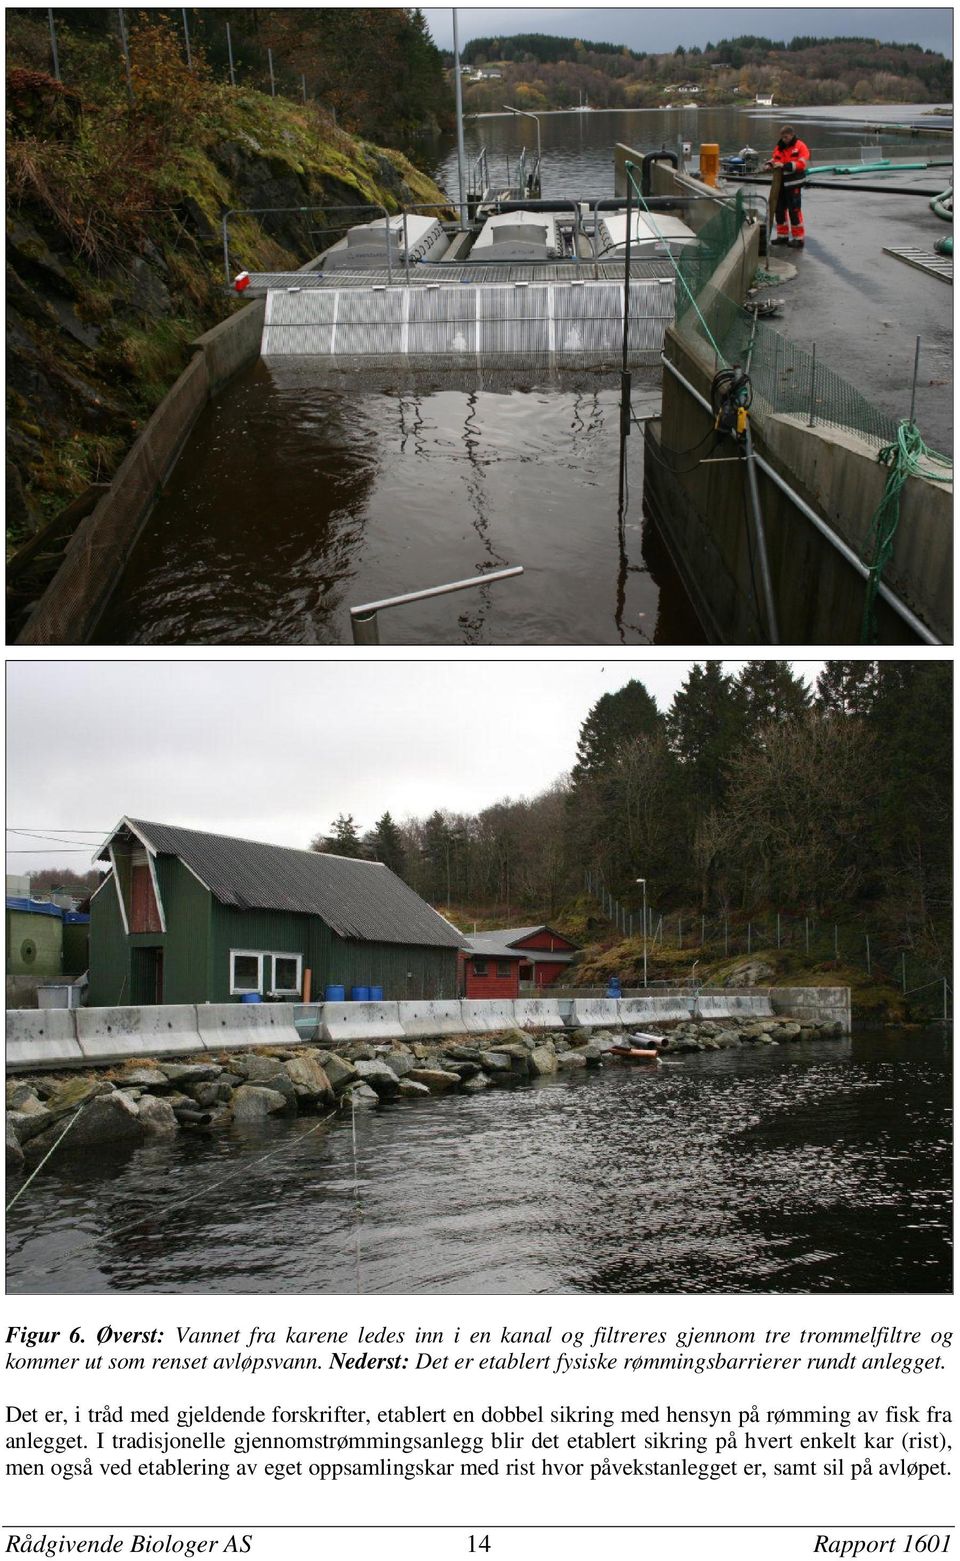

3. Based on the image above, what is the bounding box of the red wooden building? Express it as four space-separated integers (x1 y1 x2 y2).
460 925 578 998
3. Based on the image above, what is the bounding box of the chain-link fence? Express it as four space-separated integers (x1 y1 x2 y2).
584 875 951 1020
680 284 902 450
665 186 943 455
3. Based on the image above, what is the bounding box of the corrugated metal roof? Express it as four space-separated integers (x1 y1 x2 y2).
485 925 578 951
6 896 64 919
119 820 464 950
464 936 526 960
463 930 574 962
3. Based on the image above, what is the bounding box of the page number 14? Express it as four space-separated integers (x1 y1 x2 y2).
469 1538 491 1553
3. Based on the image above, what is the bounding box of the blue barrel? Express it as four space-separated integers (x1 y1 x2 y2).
324 984 345 1002
369 985 383 1001
606 977 622 998
241 991 262 1004
351 985 370 1002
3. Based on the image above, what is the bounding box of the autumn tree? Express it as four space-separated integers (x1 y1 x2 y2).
724 711 879 909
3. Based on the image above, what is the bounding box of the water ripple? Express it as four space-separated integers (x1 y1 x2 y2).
6 1032 950 1293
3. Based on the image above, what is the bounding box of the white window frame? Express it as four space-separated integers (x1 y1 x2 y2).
268 951 303 996
230 949 264 995
228 949 303 996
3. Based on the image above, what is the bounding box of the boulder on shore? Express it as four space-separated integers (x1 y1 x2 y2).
315 1051 358 1092
25 1090 145 1156
230 1085 290 1123
343 1082 379 1108
353 1059 402 1098
398 1078 432 1099
137 1094 179 1134
556 1050 587 1070
406 1067 461 1093
6 1116 25 1170
284 1053 335 1106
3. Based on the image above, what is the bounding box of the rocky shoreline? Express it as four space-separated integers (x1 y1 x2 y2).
5 1013 847 1172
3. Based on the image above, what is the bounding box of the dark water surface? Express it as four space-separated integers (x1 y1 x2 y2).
92 368 698 645
6 1030 951 1295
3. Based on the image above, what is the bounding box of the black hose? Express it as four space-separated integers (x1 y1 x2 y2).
731 177 947 197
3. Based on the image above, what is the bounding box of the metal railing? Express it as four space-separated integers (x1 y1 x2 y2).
350 566 523 644
468 147 490 201
222 201 459 286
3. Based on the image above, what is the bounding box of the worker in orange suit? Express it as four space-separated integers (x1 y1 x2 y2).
763 124 810 247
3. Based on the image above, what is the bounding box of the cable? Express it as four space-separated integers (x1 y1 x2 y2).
5 1104 87 1213
624 163 729 365
640 425 723 477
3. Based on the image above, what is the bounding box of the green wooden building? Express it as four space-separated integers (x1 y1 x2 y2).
88 818 464 1006
6 897 90 981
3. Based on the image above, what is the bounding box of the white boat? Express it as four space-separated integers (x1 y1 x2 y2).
755 94 775 107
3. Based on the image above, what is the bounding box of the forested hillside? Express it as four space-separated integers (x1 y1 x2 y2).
5 9 448 561
312 662 951 987
457 30 951 110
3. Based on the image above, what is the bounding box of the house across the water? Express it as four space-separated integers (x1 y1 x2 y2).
88 818 464 1006
461 924 578 998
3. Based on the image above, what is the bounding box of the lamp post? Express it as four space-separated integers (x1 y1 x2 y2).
636 878 647 989
452 9 468 228
503 104 542 189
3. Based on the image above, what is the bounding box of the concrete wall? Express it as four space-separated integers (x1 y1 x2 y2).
769 986 852 1030
6 988 850 1071
15 265 292 644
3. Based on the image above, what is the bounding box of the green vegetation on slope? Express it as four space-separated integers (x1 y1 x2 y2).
5 12 447 557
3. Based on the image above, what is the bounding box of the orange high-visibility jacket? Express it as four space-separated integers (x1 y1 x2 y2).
771 136 810 185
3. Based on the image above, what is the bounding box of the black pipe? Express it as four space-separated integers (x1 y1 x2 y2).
491 196 709 212
641 150 678 196
730 177 946 197
173 1107 213 1126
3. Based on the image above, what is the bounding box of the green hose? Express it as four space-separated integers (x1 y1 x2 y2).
861 421 953 643
934 235 953 256
930 187 952 221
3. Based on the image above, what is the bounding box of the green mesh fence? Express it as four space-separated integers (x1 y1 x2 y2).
666 189 906 451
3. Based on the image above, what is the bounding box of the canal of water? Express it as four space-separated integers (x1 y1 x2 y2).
6 1029 950 1294
91 104 950 644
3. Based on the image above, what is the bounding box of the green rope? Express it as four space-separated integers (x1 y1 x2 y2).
624 162 730 366
861 420 953 642
752 266 781 287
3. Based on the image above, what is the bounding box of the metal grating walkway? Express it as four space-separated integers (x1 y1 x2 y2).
882 245 953 284
260 277 675 365
240 258 676 292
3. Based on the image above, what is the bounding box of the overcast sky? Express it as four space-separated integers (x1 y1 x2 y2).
422 7 953 56
6 660 826 876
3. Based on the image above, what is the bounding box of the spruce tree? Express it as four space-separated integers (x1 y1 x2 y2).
815 661 881 716
737 661 811 739
369 811 407 879
666 662 745 811
572 679 662 783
